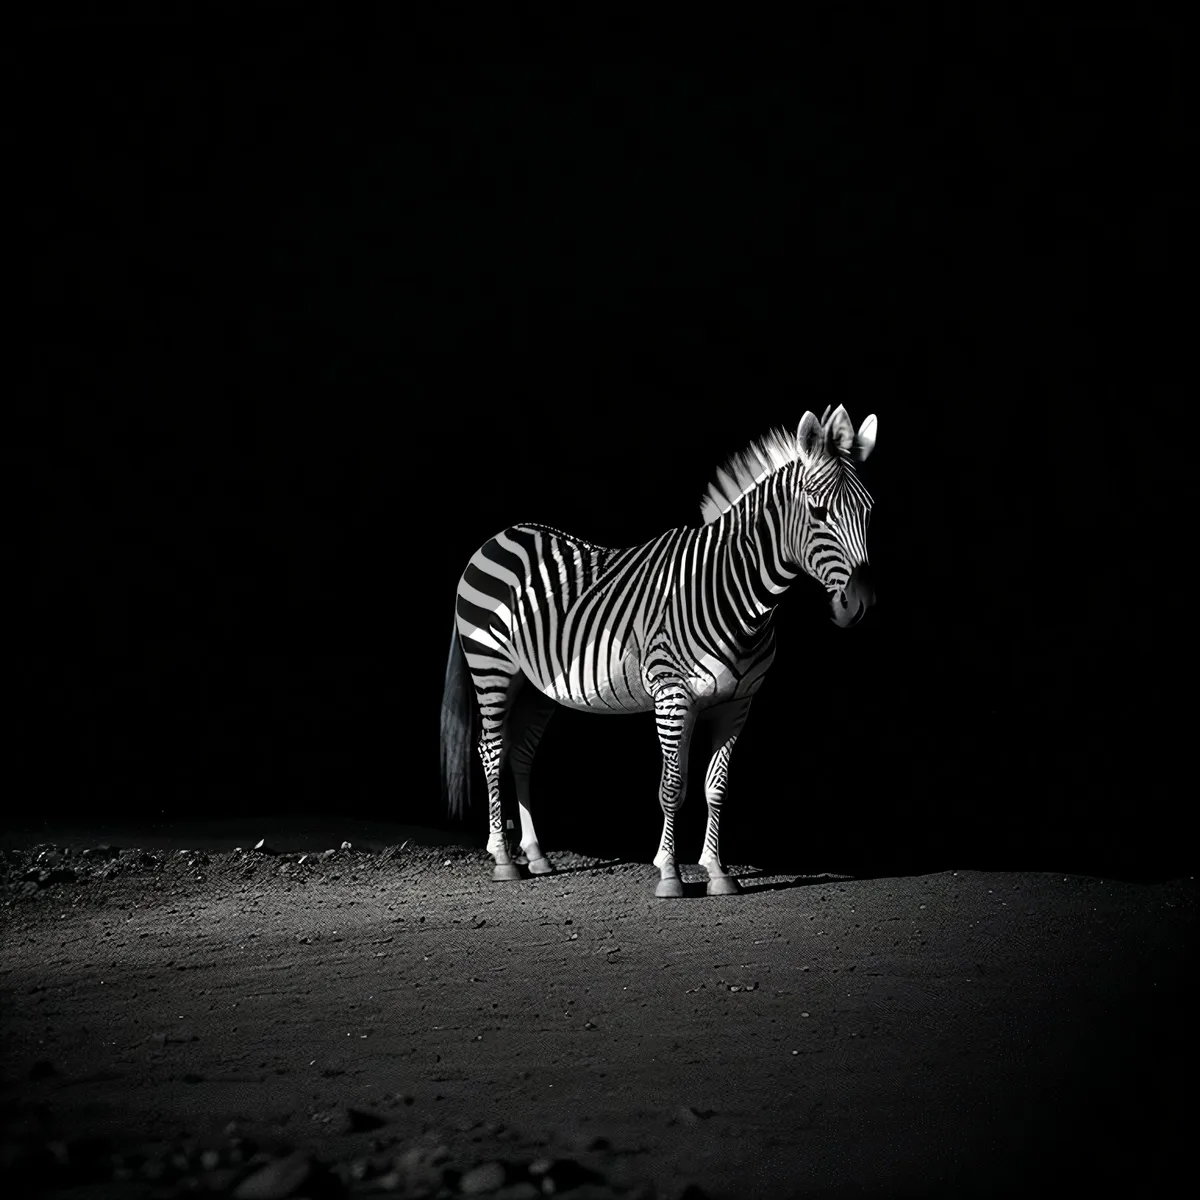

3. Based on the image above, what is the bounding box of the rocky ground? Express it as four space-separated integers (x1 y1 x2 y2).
1 834 1195 1198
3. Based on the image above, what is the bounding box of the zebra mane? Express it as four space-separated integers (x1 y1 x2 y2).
699 407 836 525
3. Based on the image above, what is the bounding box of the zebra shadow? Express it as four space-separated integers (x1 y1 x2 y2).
732 870 857 895
530 866 832 896
520 857 628 878
731 858 953 893
523 857 951 890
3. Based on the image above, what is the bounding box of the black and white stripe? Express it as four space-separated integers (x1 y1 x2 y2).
440 406 878 896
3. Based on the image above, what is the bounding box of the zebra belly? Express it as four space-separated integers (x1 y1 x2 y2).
524 659 760 715
522 647 653 714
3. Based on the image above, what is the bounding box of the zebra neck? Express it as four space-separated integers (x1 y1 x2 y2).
709 510 797 622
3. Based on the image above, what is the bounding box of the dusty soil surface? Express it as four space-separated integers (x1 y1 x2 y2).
1 823 1194 1199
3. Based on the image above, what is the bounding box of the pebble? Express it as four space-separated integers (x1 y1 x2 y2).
460 1159 508 1194
232 1150 314 1198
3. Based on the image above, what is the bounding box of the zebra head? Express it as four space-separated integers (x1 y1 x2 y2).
791 405 878 628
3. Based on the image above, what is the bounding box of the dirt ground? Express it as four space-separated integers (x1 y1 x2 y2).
1 819 1194 1199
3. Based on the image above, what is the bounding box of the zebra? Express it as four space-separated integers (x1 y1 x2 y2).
440 405 877 897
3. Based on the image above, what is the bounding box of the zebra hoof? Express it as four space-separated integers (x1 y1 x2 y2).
492 863 522 882
527 855 554 875
706 875 741 896
655 877 684 899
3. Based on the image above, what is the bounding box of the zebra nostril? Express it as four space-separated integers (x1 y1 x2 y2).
839 593 849 609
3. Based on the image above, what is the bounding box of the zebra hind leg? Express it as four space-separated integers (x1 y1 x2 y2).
507 684 558 876
475 674 522 882
651 688 696 899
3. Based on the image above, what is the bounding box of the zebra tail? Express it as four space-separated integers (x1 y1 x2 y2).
440 621 476 820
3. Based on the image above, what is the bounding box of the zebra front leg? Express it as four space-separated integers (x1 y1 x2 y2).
652 687 697 899
700 698 753 896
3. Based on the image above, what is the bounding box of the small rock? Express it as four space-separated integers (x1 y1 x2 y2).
341 840 353 851
394 1143 450 1193
397 1147 425 1171
233 1150 314 1199
253 839 279 856
460 1160 508 1194
344 1155 372 1181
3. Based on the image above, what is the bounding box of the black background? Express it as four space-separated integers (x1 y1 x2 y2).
26 9 1188 877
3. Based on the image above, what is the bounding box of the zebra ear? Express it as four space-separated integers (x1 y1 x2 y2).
796 411 825 466
826 405 857 455
853 414 877 462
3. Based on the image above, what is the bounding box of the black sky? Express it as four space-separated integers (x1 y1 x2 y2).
26 10 1188 875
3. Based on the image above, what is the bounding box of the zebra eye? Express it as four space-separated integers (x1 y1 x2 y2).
809 503 828 523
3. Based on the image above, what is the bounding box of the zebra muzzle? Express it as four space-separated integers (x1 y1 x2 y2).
831 564 875 628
